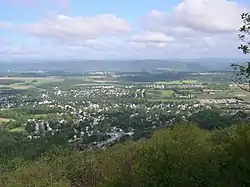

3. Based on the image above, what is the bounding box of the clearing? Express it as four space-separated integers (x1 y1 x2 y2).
9 126 25 133
0 77 64 89
0 118 12 124
156 80 198 85
147 89 174 99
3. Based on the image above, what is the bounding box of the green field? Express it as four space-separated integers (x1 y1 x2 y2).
161 90 174 96
9 126 25 133
148 98 195 103
33 114 49 117
147 89 174 99
0 118 12 124
156 80 198 85
72 83 116 87
0 77 64 89
194 87 250 100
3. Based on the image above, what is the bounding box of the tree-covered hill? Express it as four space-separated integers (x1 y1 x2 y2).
1 124 250 187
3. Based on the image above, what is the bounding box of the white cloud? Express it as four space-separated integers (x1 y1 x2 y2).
19 14 131 41
137 0 249 57
1 0 249 59
174 0 247 33
131 31 175 43
143 0 247 34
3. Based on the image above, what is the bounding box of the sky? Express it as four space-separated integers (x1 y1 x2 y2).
0 0 250 60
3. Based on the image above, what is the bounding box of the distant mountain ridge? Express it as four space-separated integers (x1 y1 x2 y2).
0 59 248 73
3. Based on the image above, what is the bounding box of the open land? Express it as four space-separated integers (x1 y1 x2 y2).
0 70 247 134
0 70 249 149
0 118 12 124
0 77 64 89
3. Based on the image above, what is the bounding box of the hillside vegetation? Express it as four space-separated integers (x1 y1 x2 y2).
1 124 250 187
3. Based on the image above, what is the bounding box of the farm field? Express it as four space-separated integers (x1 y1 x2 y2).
33 114 50 117
156 80 198 85
194 87 250 100
0 77 64 89
148 98 195 103
9 126 25 133
147 89 174 98
0 118 12 124
72 83 116 87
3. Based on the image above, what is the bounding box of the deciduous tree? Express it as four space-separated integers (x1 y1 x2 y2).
232 13 250 91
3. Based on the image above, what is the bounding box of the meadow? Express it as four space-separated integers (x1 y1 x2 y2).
9 126 26 132
0 77 64 90
147 89 174 98
156 79 198 85
0 118 12 124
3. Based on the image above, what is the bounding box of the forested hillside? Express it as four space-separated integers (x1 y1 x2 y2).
1 124 250 187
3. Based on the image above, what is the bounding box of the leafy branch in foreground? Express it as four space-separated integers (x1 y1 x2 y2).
231 12 250 91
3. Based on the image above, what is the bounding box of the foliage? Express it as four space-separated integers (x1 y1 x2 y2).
118 72 189 82
231 12 250 91
190 109 235 130
1 124 250 186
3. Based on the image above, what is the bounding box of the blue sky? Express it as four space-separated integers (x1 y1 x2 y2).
0 0 250 60
0 0 180 21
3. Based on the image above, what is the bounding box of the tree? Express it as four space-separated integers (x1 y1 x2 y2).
189 109 233 130
231 13 250 91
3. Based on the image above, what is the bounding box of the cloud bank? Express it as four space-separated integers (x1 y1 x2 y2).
0 0 249 59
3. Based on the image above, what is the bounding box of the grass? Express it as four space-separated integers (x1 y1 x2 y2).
0 83 33 90
72 83 115 87
0 118 12 124
33 114 49 117
0 77 64 90
9 126 25 133
156 80 198 85
148 98 195 103
161 90 174 97
194 87 250 100
147 90 174 100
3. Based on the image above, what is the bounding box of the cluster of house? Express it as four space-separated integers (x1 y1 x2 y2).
2 80 247 149
24 94 212 149
198 98 243 105
0 93 32 108
57 85 147 99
